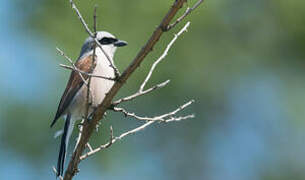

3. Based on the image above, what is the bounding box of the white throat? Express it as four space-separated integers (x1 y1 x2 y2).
95 46 116 63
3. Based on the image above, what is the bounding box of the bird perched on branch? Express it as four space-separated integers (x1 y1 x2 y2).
51 31 127 177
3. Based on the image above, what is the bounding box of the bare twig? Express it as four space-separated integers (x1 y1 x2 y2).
113 21 190 106
106 126 114 148
86 143 93 152
140 21 190 91
74 119 84 151
80 126 114 160
81 100 194 160
93 6 97 35
112 100 195 122
56 47 87 85
80 121 153 160
164 114 195 122
167 0 204 30
59 64 115 81
84 6 98 126
69 0 120 78
112 80 170 106
69 0 93 37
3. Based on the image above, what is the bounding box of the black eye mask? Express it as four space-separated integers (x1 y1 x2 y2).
98 37 118 45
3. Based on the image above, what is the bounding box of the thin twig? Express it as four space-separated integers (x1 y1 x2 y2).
59 64 116 81
160 114 195 122
74 119 84 151
80 121 153 160
167 0 203 30
69 0 94 37
86 143 93 152
113 21 190 106
140 21 190 91
56 47 87 85
106 126 114 148
69 0 120 78
112 100 195 122
80 126 114 160
80 100 194 160
112 80 170 106
84 6 98 126
93 5 97 34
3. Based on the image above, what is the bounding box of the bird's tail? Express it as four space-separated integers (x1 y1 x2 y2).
56 114 75 177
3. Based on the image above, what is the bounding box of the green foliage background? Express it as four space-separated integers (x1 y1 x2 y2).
1 0 305 179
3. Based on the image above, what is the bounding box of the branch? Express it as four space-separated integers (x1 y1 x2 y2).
140 21 190 91
112 100 195 122
80 126 113 160
69 0 93 37
86 143 93 152
56 47 87 85
166 0 204 30
59 64 115 81
84 6 98 126
113 21 190 106
80 100 194 160
74 119 84 151
112 80 170 106
63 0 203 179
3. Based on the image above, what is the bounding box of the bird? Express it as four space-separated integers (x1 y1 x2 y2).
51 31 127 177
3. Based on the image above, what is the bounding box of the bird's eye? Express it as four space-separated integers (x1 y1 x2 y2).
98 37 118 45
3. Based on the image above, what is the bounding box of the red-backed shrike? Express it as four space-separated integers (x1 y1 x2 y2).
51 31 127 176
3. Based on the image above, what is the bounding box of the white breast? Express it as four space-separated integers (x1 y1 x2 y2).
89 49 115 107
67 48 116 120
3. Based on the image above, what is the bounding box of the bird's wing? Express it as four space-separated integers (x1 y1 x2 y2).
51 55 96 127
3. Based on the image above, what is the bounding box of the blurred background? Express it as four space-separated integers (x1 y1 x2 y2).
1 0 305 179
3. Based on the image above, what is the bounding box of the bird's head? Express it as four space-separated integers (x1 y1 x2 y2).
79 31 127 59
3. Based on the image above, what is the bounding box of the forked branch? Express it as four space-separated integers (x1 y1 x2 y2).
80 100 194 160
167 0 204 30
113 22 191 106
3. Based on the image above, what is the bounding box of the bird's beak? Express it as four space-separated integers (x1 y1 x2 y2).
114 40 128 47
